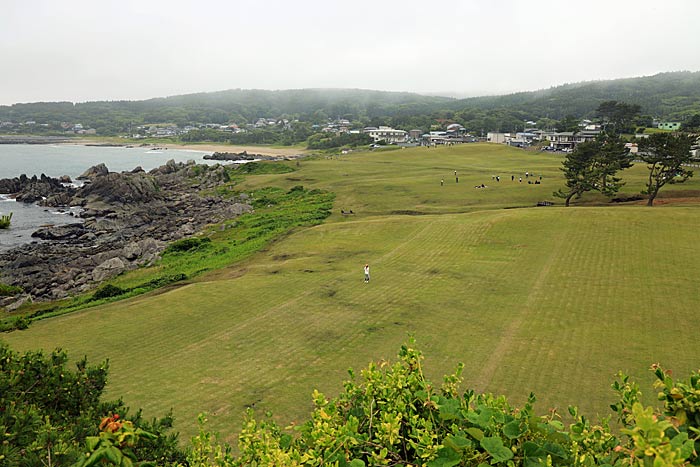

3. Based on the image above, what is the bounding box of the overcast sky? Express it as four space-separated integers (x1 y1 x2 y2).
1 0 699 105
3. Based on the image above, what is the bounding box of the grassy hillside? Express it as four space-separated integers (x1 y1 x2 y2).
3 144 700 441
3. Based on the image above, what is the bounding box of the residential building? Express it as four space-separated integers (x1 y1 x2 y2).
546 130 600 149
624 142 639 154
408 129 422 140
487 132 508 144
364 126 407 143
658 122 681 131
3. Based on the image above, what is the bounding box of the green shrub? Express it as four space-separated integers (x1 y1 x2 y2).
233 161 295 175
13 316 29 330
0 282 22 296
0 345 185 466
188 342 699 467
91 284 127 301
164 237 212 254
140 273 188 289
0 212 12 229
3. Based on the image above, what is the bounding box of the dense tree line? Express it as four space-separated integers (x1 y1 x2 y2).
307 132 373 149
2 72 700 137
180 122 315 146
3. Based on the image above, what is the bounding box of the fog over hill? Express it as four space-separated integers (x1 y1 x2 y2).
1 72 699 135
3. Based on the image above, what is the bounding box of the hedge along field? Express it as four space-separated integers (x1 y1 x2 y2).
3 143 700 440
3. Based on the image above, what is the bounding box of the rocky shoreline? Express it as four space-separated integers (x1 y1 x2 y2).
0 160 252 310
203 150 278 161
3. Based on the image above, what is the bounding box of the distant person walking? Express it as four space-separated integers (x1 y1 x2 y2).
441 179 444 186
364 264 370 283
511 175 514 181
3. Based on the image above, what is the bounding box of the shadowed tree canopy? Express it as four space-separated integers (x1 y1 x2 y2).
554 134 632 206
596 100 641 134
638 132 695 206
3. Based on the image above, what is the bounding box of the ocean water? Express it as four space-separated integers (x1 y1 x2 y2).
0 144 216 251
0 144 214 179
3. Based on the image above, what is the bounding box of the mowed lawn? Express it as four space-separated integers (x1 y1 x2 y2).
3 144 700 440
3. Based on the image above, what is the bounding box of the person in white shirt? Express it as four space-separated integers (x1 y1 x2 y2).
364 264 370 283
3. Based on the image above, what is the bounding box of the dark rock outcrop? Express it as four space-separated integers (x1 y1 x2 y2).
31 223 87 241
0 174 69 203
0 161 252 304
75 172 161 205
77 163 109 180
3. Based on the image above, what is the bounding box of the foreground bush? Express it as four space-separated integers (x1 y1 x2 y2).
0 344 184 466
4 341 698 466
188 341 699 467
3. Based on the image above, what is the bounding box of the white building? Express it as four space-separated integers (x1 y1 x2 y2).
365 126 407 143
487 132 508 144
546 130 601 149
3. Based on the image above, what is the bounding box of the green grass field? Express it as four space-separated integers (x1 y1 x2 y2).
3 143 700 441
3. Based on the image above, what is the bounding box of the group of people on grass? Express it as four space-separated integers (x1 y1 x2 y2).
441 170 544 188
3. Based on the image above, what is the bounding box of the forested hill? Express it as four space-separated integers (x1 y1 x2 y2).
0 89 457 133
1 72 699 135
457 71 700 120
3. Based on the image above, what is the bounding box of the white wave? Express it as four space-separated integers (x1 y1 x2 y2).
176 149 212 154
231 159 261 164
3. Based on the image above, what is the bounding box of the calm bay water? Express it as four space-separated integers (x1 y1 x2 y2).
0 144 214 179
0 144 216 251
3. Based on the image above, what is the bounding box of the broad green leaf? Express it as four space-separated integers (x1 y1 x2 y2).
83 448 106 467
105 446 122 464
349 459 366 467
444 434 472 452
522 441 545 458
670 432 694 459
466 427 485 441
427 446 461 467
548 420 565 431
85 436 100 451
524 457 546 467
476 408 496 428
542 442 568 460
480 436 514 463
280 433 293 449
503 420 524 439
669 431 688 449
438 398 462 421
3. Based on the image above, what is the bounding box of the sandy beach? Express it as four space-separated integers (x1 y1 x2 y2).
160 143 307 157
68 138 308 157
